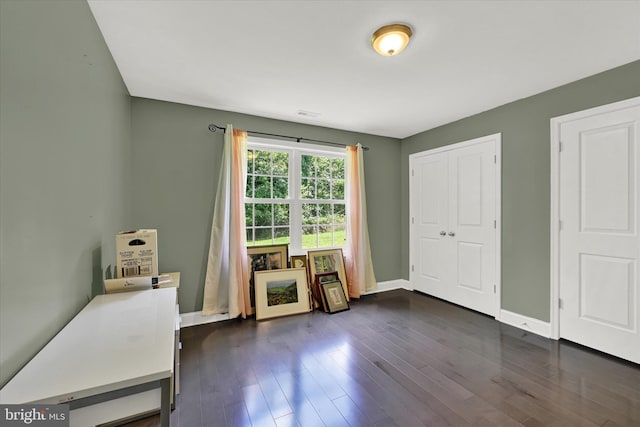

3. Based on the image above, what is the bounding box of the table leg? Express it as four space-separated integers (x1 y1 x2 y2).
160 377 171 427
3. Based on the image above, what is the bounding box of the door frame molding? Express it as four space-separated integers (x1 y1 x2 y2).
549 96 640 340
409 133 502 318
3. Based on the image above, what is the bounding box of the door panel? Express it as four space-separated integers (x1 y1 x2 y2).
419 237 442 282
456 152 483 226
457 242 483 291
559 103 640 363
580 125 634 233
579 254 635 330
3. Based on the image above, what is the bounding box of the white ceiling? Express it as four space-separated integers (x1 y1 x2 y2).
87 0 640 139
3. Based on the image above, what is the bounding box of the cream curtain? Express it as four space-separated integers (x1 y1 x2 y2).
345 143 377 298
202 125 250 318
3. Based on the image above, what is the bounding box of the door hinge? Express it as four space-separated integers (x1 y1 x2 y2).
493 155 496 163
412 169 415 177
412 217 415 225
493 284 496 294
494 220 496 229
559 142 563 152
558 298 563 309
559 220 563 231
411 265 415 272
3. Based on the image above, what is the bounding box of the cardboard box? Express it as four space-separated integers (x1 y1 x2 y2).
116 229 158 278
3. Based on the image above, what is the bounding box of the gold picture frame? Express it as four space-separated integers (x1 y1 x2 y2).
291 254 314 309
307 248 349 302
254 268 311 320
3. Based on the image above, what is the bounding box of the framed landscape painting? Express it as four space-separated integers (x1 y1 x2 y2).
254 268 311 320
308 248 349 302
246 244 288 314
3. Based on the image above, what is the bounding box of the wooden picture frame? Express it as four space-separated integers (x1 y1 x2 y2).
307 248 349 302
290 255 313 309
254 268 311 320
290 255 308 273
313 271 340 312
321 280 350 314
246 244 289 314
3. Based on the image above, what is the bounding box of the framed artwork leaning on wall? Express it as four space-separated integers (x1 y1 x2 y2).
246 244 288 314
254 268 311 320
308 248 349 302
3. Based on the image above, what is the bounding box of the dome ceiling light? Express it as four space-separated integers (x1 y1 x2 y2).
371 24 413 56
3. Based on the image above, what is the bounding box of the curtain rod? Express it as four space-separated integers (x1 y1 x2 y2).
207 124 369 151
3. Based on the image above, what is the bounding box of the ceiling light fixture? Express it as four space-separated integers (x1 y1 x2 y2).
371 24 413 56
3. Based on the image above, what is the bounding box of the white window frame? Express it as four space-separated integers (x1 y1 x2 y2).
246 136 346 255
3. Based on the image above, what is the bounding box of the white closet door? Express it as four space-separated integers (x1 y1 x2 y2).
448 140 497 316
410 134 499 317
559 103 640 363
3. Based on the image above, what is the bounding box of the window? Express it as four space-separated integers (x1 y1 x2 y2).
245 138 346 254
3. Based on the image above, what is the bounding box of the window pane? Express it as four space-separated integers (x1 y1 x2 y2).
318 226 334 248
334 225 346 246
334 204 345 224
301 155 315 178
274 204 289 226
254 203 273 226
318 203 332 224
317 157 331 178
254 176 271 198
245 175 254 198
246 228 253 245
254 150 271 174
331 158 344 179
301 178 315 199
273 177 288 199
255 228 272 244
332 180 344 200
272 152 288 175
317 179 330 199
302 226 318 249
247 150 255 173
302 203 317 225
245 203 254 226
274 227 290 245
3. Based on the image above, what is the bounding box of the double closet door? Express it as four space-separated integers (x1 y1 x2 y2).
410 134 500 317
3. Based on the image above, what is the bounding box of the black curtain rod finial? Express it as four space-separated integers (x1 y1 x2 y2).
208 124 225 133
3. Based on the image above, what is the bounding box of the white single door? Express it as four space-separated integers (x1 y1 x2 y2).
559 102 640 363
410 134 499 317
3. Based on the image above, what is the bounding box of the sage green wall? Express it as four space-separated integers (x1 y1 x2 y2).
400 60 640 322
130 97 402 313
0 0 131 386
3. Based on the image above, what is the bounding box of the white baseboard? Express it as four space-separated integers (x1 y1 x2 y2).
499 309 551 338
180 279 412 328
362 279 412 295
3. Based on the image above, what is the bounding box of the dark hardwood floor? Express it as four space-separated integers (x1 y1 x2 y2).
127 290 640 426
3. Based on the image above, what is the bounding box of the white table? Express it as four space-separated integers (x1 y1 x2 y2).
0 288 177 426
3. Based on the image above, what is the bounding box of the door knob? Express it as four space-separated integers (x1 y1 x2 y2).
440 231 446 236
448 231 455 237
